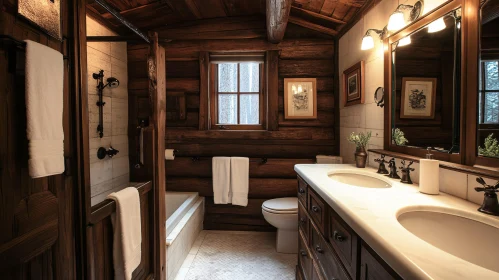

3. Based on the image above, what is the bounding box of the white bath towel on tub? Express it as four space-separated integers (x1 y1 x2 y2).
213 157 231 204
107 187 142 280
230 157 249 207
24 40 64 178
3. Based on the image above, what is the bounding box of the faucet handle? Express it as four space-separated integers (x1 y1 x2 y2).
374 154 386 163
475 177 499 193
399 160 415 171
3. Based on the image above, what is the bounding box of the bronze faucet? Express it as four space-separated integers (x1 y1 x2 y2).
374 155 389 174
475 177 499 216
399 160 414 184
386 158 400 179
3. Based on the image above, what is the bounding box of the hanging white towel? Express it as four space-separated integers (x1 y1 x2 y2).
107 187 142 280
213 157 231 204
24 40 64 178
230 157 249 207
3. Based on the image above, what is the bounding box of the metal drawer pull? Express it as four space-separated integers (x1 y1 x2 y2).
312 206 320 212
300 250 307 257
299 188 305 194
315 245 324 253
333 231 346 242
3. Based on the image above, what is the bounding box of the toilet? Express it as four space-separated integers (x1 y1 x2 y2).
262 197 298 254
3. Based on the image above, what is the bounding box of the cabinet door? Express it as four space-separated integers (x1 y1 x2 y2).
298 201 310 244
311 224 350 280
298 176 308 207
360 243 401 280
299 231 313 280
329 208 359 279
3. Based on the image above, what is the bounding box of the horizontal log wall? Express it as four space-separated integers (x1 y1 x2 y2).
128 25 337 231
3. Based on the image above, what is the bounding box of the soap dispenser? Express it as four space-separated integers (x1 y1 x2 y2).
419 148 440 195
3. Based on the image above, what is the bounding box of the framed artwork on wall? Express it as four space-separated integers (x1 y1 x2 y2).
343 61 365 107
18 0 62 40
284 78 317 119
400 77 437 119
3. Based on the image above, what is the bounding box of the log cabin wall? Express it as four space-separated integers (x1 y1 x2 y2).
128 23 337 231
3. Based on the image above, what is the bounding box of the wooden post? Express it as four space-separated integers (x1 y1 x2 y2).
148 31 167 280
199 51 209 130
266 0 292 44
266 50 279 131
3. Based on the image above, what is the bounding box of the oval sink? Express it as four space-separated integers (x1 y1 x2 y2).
398 208 499 272
328 171 392 188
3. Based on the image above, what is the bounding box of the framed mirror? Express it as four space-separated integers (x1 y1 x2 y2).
476 0 499 162
384 2 464 163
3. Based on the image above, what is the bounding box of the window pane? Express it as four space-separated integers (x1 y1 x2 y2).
240 94 259 124
218 64 238 92
218 94 238 124
485 61 499 90
240 63 259 92
484 92 499 124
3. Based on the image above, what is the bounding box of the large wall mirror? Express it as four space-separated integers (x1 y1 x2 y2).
477 0 499 160
390 8 461 155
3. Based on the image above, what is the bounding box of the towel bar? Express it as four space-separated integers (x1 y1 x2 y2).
190 157 267 164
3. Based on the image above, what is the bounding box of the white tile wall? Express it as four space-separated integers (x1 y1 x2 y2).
338 0 448 164
87 15 129 206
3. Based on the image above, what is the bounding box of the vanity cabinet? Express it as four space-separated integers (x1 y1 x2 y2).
296 175 401 280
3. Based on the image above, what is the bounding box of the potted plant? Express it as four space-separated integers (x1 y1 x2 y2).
348 131 372 168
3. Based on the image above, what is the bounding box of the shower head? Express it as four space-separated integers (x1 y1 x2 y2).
106 77 120 88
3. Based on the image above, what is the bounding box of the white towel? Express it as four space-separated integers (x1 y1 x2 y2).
316 155 343 164
107 187 142 280
24 40 64 178
230 157 249 207
213 157 231 204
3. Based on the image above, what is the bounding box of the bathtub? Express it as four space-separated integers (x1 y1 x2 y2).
165 191 204 280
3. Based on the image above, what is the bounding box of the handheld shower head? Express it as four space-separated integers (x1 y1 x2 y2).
106 77 120 88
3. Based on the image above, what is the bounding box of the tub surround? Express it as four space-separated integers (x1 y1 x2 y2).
295 164 499 279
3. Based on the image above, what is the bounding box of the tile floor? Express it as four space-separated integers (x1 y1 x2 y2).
174 230 297 280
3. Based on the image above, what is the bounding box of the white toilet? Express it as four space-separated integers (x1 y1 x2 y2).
262 197 298 254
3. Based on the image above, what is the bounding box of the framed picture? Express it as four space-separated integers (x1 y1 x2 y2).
343 61 365 106
284 78 317 119
18 0 62 40
400 77 437 119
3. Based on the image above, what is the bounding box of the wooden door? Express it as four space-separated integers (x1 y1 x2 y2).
0 0 82 278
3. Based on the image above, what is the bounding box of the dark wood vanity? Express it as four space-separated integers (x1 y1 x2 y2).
296 176 401 280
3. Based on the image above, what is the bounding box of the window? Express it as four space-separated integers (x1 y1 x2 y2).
479 60 499 124
210 54 265 130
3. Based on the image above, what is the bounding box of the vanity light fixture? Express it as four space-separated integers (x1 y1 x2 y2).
428 17 446 33
387 10 406 31
361 28 385 50
398 35 411 46
387 1 425 31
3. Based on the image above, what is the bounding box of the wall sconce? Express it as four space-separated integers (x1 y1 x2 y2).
428 17 446 33
387 1 424 31
361 28 386 50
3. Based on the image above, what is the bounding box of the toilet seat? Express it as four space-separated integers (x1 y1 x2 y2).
262 197 298 214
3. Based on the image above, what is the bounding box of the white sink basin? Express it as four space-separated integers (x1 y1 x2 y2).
328 170 392 188
397 207 499 273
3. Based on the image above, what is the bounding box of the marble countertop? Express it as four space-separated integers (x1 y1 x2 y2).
294 164 499 280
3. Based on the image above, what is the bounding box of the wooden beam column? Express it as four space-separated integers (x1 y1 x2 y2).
199 51 209 130
267 50 279 131
148 31 166 280
266 0 292 44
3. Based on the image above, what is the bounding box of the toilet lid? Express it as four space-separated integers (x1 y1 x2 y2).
262 197 298 214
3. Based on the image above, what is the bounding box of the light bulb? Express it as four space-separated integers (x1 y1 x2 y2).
361 35 375 50
428 17 446 33
387 12 405 31
398 36 411 46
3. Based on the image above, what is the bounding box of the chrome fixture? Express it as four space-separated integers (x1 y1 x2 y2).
475 177 499 216
93 70 120 138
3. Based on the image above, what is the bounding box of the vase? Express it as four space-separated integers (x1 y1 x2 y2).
355 146 367 168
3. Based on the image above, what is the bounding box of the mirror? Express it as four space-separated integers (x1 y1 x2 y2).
477 0 499 159
391 9 461 153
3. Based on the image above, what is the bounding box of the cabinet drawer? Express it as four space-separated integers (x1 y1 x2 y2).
297 176 308 207
298 201 310 244
308 187 327 236
299 231 313 280
329 210 358 278
311 263 323 280
311 224 350 280
360 242 401 280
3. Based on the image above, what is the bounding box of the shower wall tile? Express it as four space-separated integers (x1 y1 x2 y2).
87 15 129 206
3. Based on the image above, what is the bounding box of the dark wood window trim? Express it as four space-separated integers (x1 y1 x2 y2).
209 60 267 131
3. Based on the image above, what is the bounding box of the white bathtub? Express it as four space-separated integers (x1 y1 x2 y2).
165 191 204 280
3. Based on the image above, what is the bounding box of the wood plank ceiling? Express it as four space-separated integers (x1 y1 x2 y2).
86 0 371 39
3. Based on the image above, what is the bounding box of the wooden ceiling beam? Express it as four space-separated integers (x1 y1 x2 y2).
291 6 346 25
266 0 293 44
289 16 338 36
